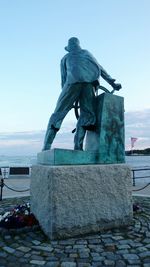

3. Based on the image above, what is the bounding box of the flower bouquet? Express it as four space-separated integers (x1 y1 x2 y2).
0 203 38 229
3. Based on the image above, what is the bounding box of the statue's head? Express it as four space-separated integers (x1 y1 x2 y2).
65 37 81 52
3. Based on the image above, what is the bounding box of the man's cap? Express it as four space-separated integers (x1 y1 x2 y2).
65 37 81 52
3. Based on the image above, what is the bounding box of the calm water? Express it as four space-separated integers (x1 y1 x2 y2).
0 155 150 184
0 155 37 167
0 155 149 167
126 155 150 168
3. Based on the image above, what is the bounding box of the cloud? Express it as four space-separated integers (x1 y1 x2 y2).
0 110 149 155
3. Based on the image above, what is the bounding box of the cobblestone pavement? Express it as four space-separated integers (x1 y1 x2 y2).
0 196 150 267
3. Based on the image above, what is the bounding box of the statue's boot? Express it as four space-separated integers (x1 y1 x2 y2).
74 126 86 150
42 128 57 151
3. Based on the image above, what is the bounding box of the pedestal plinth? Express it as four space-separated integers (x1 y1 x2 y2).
31 163 132 240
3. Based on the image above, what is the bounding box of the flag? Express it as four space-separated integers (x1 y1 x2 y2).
131 137 138 148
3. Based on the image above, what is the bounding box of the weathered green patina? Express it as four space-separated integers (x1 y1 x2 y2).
86 93 125 163
38 149 99 165
42 37 121 151
39 92 125 165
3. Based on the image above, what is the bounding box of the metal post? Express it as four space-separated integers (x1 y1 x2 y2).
0 167 10 200
133 170 135 186
0 178 4 201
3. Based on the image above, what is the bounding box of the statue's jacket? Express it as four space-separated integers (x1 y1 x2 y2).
60 49 114 88
49 49 115 130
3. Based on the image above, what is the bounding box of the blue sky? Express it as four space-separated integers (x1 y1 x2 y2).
0 0 150 154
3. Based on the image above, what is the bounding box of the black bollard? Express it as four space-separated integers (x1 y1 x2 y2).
0 178 4 201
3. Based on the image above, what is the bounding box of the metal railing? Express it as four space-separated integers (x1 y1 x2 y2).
132 167 150 186
0 167 30 201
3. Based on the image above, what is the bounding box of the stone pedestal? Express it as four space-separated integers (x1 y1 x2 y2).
31 164 133 240
85 93 125 163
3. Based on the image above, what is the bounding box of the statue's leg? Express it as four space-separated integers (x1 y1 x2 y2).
43 83 83 150
42 127 58 151
74 125 86 150
74 83 96 150
79 83 96 126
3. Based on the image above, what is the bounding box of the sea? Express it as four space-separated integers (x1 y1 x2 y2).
0 155 149 168
0 155 150 184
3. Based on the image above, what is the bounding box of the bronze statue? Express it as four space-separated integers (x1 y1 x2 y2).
42 37 121 151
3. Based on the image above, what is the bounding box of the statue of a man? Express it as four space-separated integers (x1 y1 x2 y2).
42 37 121 151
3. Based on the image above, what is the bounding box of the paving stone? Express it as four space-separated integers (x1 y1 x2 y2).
4 235 11 240
32 240 41 245
31 250 41 255
18 258 29 263
111 235 124 240
145 231 150 237
3 246 15 254
73 245 87 249
46 256 59 261
143 258 150 263
77 263 91 267
103 259 115 266
105 253 122 261
59 240 76 245
139 251 150 258
129 261 142 266
76 240 88 245
30 255 45 261
88 239 101 244
69 253 78 258
88 245 103 253
17 245 31 252
91 263 103 267
116 244 131 249
136 246 147 252
92 256 105 262
115 260 126 267
14 250 25 257
90 252 100 257
65 248 77 253
32 245 53 252
0 251 7 258
122 253 139 261
61 263 76 267
45 262 60 267
130 242 143 248
116 249 129 254
23 252 32 258
143 238 150 244
0 259 7 265
30 260 46 265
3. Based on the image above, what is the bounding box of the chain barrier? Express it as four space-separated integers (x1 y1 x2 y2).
4 182 30 193
0 166 31 200
132 182 150 192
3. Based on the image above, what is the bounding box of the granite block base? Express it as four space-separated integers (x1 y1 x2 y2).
31 164 133 240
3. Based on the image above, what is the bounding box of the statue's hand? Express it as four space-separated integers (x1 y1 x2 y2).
112 83 122 91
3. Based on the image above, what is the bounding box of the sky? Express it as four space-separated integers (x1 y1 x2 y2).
0 0 150 155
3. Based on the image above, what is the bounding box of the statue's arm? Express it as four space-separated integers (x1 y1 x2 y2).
60 57 67 88
100 66 116 86
100 66 122 91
